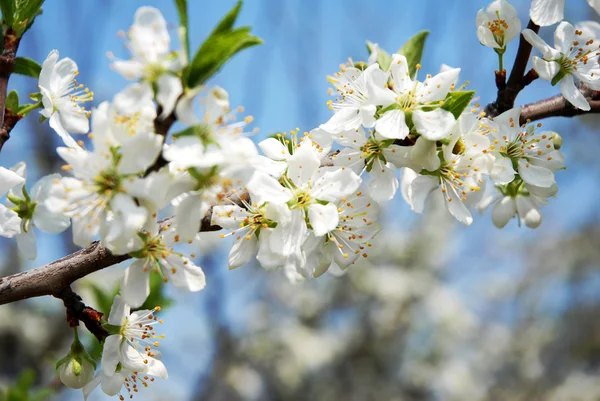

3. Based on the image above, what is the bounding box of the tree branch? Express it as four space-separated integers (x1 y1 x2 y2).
0 210 226 306
0 28 22 153
520 95 600 124
485 20 539 118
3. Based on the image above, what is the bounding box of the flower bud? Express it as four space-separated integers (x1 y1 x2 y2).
58 354 95 389
552 132 563 150
56 329 96 389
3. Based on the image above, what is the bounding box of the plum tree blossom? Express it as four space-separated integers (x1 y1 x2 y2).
101 295 168 378
476 0 521 50
5 162 70 259
0 0 593 397
38 50 93 148
523 22 600 110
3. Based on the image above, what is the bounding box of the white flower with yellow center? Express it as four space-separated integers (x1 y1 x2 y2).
375 54 460 141
476 0 521 50
39 50 93 148
0 166 25 238
101 295 168 379
321 62 395 133
121 221 206 308
523 22 600 110
487 107 564 187
45 131 163 253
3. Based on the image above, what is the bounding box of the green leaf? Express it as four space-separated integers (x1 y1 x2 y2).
5 90 18 111
397 30 429 79
13 57 41 78
212 0 242 35
174 0 189 60
0 0 15 26
366 41 392 71
441 90 475 119
186 27 262 88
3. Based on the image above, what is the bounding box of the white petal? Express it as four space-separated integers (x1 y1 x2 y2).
443 185 474 226
107 295 130 326
554 21 575 53
246 172 292 205
50 57 77 95
173 194 206 240
256 229 286 269
492 196 516 228
518 158 555 187
48 113 80 148
491 156 516 185
532 57 560 81
411 136 440 172
375 109 409 140
516 196 542 228
0 166 25 197
419 68 460 103
82 372 103 400
413 108 455 141
228 234 257 269
529 0 565 27
587 0 600 14
368 161 399 202
164 255 206 291
560 74 590 110
477 25 500 48
145 357 168 379
100 335 121 376
118 132 163 174
16 230 37 260
287 139 321 187
259 138 290 161
311 168 361 202
119 342 150 373
33 203 70 234
57 103 89 134
156 74 183 118
99 372 125 396
121 260 151 308
211 205 249 228
308 203 339 236
406 172 439 212
38 50 58 89
0 206 21 237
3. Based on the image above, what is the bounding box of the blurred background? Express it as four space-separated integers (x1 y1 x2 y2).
1 1 600 400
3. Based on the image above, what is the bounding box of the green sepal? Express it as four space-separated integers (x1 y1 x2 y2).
5 89 18 111
397 30 429 79
6 192 21 205
13 57 41 78
185 1 262 88
551 68 568 86
553 132 562 150
102 323 122 335
29 92 42 102
441 90 475 119
38 114 47 124
366 40 392 71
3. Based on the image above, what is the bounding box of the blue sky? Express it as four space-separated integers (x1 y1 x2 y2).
1 0 599 399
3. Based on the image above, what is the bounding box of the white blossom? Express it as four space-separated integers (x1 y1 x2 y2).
523 22 600 110
476 0 521 49
375 54 460 141
0 166 25 238
39 50 93 148
530 0 600 27
101 295 168 379
5 162 70 259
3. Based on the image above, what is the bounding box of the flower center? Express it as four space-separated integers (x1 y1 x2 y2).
93 169 123 197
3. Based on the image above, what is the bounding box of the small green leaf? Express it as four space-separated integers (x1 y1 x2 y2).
0 0 15 26
366 41 392 71
397 30 429 79
174 0 189 60
213 0 242 35
441 90 475 119
186 27 262 88
13 57 41 78
5 90 18 111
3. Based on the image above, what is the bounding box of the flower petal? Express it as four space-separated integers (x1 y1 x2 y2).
492 196 516 228
518 158 555 187
164 255 206 291
308 203 339 236
532 57 559 81
118 132 163 174
100 335 122 376
121 259 151 308
413 108 455 141
375 109 409 140
529 0 565 27
516 196 542 228
560 74 590 110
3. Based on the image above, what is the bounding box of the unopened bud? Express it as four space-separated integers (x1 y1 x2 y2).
55 328 96 389
552 132 562 150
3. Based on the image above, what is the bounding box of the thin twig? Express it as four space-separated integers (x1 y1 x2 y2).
0 28 21 152
520 95 600 124
485 20 540 118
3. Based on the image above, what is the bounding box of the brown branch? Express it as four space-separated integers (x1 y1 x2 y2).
55 286 109 343
520 95 600 124
485 20 540 118
0 199 237 306
0 28 22 152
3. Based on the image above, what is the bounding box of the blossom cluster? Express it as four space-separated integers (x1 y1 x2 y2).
0 0 597 398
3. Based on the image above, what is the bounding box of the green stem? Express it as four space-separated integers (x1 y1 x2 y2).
18 101 41 116
498 51 504 73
